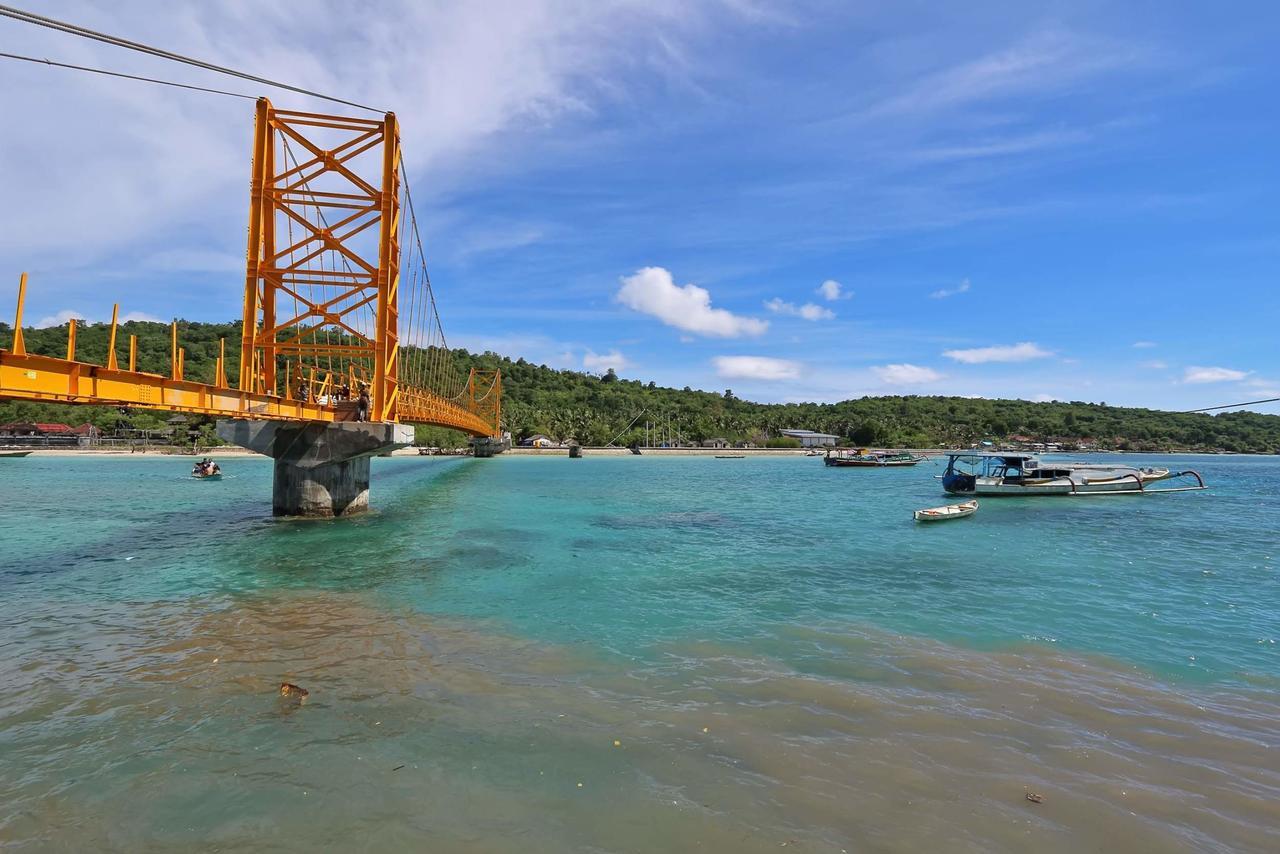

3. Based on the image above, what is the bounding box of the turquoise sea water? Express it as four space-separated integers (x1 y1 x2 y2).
2 453 1279 851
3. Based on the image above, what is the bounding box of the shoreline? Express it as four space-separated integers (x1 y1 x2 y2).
11 446 1269 459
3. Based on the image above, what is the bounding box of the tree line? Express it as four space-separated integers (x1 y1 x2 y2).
3 319 1279 453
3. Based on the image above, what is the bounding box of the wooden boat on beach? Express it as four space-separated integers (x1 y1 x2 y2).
914 499 977 522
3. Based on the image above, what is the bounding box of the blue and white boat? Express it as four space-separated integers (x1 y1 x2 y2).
940 453 1205 496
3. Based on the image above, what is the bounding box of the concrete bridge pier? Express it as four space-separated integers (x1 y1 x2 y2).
216 420 414 517
471 435 510 458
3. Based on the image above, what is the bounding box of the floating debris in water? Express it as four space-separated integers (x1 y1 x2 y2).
279 682 309 700
1025 792 1044 804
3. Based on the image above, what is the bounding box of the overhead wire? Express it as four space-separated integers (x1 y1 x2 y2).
1185 397 1280 413
0 3 386 112
0 50 256 99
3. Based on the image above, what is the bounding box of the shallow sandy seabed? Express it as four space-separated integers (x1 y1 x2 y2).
3 592 1277 853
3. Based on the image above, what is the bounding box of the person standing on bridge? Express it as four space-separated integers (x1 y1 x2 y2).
356 382 371 422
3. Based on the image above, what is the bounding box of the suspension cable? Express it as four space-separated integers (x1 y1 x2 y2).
0 50 256 99
0 3 386 112
1185 396 1280 413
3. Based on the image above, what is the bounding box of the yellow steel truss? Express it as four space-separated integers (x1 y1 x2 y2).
0 100 501 438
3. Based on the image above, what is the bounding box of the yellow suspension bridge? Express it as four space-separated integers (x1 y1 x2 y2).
1 100 504 515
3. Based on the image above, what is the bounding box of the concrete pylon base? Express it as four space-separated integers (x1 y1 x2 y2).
471 436 510 458
216 419 415 517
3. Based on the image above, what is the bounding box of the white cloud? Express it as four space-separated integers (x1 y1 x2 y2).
1183 366 1249 384
865 29 1148 118
713 355 801 381
616 267 767 338
817 279 850 301
0 2 739 303
582 349 630 373
1033 393 1060 402
930 278 971 299
1139 360 1168 370
764 298 834 321
873 363 942 384
909 129 1091 163
1132 340 1157 349
34 308 163 327
140 248 244 274
943 342 1051 364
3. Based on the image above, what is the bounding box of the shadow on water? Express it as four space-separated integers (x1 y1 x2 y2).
0 457 487 599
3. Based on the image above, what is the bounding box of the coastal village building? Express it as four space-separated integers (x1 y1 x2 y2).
518 434 556 448
700 438 730 449
0 422 98 447
779 429 840 448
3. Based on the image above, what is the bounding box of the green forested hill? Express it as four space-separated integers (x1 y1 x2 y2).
2 319 1278 452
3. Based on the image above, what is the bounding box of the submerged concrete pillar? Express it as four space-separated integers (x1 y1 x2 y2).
216 420 414 517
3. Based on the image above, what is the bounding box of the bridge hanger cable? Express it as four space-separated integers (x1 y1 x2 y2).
1184 396 1280 413
0 50 256 100
0 3 387 113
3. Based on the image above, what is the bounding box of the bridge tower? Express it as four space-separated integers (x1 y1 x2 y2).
218 98 413 515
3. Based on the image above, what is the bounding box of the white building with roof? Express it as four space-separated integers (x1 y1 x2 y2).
780 429 840 448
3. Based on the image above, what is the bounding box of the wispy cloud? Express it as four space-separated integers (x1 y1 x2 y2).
616 267 768 338
864 28 1151 119
582 348 630 373
909 129 1091 164
943 341 1051 364
873 363 942 384
34 308 163 327
817 279 851 301
764 298 834 321
1139 359 1168 370
713 355 801 381
1132 341 1158 348
930 278 971 299
1183 366 1249 384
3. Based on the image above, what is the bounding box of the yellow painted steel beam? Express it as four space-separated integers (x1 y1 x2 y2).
0 348 497 435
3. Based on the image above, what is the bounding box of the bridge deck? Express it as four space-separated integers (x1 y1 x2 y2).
0 348 494 436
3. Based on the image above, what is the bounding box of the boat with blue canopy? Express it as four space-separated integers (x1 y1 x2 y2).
940 453 1205 496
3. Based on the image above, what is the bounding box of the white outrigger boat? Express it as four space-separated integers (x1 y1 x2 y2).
914 499 977 522
941 453 1205 497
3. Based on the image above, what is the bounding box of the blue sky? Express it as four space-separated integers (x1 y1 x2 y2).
2 1 1278 410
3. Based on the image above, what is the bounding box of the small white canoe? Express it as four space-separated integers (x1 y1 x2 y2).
914 499 977 522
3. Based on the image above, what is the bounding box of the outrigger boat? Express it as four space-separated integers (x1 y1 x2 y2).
825 448 926 467
0 450 33 458
914 499 977 522
941 453 1205 497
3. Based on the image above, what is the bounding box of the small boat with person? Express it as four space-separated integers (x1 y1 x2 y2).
940 453 1205 497
914 499 978 522
825 448 926 467
192 457 223 480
